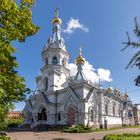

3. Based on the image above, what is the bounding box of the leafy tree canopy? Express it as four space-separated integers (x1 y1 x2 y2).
0 0 39 129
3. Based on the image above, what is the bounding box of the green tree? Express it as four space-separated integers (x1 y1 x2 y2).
0 0 39 130
122 17 140 87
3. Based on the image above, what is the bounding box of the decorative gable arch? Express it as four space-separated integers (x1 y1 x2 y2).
85 88 100 106
61 87 80 108
34 93 49 113
64 94 79 111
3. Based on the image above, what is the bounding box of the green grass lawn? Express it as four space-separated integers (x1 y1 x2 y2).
118 137 140 140
103 133 140 140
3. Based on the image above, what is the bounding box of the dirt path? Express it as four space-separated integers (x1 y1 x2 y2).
7 127 140 140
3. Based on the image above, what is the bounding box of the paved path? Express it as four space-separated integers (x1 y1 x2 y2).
7 127 140 140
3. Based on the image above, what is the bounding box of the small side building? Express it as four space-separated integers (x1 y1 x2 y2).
7 111 22 119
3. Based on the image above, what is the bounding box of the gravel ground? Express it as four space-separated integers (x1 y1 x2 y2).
7 127 140 140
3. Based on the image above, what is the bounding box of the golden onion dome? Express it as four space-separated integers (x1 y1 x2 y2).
52 7 62 25
124 89 129 98
75 56 86 64
75 48 85 64
52 17 62 25
107 87 113 94
124 92 128 97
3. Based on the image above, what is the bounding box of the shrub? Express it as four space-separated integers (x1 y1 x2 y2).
0 136 10 140
64 124 92 133
0 132 7 137
7 118 24 128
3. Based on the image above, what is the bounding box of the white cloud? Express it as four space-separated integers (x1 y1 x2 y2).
98 68 112 82
68 63 77 76
63 18 89 33
68 61 112 83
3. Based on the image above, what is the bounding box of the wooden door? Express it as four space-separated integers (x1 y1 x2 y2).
68 107 76 125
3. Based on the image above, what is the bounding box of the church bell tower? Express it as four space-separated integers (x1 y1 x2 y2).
36 8 70 92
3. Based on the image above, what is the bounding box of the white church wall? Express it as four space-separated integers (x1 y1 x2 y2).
103 116 122 126
83 86 91 98
46 93 56 103
59 73 68 89
57 91 65 103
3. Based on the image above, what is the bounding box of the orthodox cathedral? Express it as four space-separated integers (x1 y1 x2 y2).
23 9 134 128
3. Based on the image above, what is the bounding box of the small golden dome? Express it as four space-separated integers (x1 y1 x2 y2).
75 48 85 64
52 17 62 25
124 89 129 98
124 92 128 97
107 87 113 94
75 56 86 64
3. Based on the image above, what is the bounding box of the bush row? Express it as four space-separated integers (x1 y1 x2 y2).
7 118 24 128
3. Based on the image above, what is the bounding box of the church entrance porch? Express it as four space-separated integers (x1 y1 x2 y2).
30 108 48 129
68 107 76 126
38 108 47 121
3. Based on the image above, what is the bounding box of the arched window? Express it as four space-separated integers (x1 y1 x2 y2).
90 109 94 122
128 111 132 118
45 78 48 91
38 108 47 121
118 107 121 116
46 57 48 65
62 58 66 66
31 118 34 123
58 112 61 121
112 104 116 116
52 56 58 65
105 104 108 115
118 104 121 116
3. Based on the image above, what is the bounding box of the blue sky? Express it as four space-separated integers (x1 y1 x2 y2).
14 0 140 111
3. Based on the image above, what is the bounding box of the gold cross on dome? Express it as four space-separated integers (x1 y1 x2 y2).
55 7 59 17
